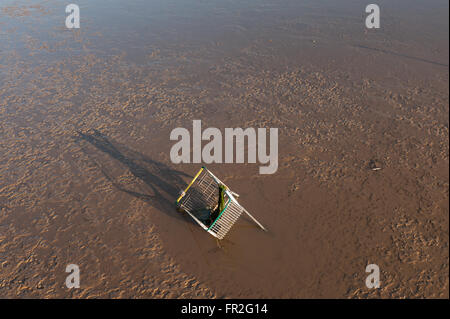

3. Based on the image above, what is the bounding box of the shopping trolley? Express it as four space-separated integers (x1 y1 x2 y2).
175 166 267 240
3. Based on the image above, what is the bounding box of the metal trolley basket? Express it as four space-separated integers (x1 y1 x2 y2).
176 166 267 240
